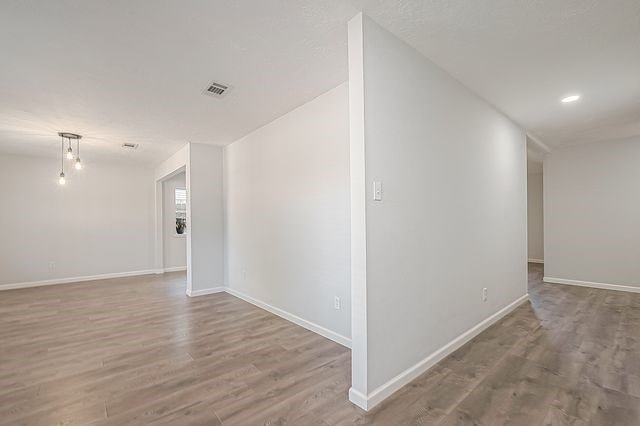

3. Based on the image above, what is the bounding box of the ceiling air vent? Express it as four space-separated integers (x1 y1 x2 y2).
203 81 231 98
122 143 139 149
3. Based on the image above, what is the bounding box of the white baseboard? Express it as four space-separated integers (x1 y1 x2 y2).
0 269 160 291
349 293 530 411
348 388 368 410
528 258 544 264
225 287 352 349
543 277 640 294
163 266 187 273
186 287 225 297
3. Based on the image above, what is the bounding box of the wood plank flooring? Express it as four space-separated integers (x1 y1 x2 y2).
1 264 639 425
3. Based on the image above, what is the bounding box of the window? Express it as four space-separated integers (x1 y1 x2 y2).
175 188 187 234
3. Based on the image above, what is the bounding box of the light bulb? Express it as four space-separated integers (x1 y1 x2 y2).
561 95 580 103
75 158 82 170
58 172 66 185
66 147 74 160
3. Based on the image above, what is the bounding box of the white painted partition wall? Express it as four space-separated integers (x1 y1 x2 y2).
224 83 351 346
543 137 640 292
154 143 224 295
348 13 528 410
186 143 224 295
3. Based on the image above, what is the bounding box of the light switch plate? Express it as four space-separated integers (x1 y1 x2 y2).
373 181 382 201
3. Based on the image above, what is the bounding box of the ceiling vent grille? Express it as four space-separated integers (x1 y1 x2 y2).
203 81 231 98
122 143 139 149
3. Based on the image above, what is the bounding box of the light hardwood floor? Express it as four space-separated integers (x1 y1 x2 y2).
1 264 639 425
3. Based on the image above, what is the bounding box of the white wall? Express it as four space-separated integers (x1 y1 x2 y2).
348 14 528 408
187 143 224 293
0 154 155 287
224 83 351 342
162 171 186 269
527 172 544 262
544 137 640 289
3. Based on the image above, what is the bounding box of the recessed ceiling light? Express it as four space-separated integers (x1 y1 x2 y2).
561 95 580 103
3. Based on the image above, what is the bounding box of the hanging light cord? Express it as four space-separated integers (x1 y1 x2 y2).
60 136 64 173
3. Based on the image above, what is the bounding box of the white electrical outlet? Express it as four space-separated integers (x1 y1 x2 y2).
334 296 341 310
482 288 488 302
241 269 247 281
48 261 56 270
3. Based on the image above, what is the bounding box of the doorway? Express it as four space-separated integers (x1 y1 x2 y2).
527 141 544 265
162 171 187 272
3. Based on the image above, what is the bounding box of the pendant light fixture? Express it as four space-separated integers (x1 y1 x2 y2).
57 132 83 184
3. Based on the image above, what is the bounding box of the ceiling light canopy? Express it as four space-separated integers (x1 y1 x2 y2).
561 95 580 103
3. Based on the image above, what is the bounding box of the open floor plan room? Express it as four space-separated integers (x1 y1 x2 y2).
1 264 639 425
1 1 639 424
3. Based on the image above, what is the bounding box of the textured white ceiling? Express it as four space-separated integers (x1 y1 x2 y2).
360 0 640 149
1 0 638 164
0 1 355 163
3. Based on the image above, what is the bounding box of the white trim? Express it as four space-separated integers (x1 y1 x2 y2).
349 293 530 411
543 277 640 294
186 286 225 297
225 287 352 349
0 269 160 291
528 258 544 264
163 266 187 273
348 388 369 410
348 12 369 401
